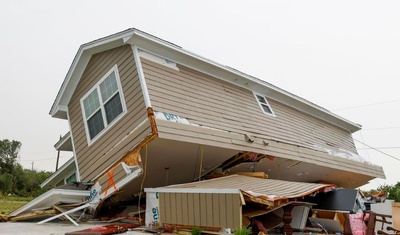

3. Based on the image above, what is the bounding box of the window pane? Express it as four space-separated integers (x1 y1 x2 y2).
104 93 123 124
83 90 100 118
100 72 118 102
66 173 76 184
256 95 266 104
87 110 105 139
262 104 272 114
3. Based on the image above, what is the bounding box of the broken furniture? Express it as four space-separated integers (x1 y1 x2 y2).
301 189 364 213
378 226 400 235
300 188 372 234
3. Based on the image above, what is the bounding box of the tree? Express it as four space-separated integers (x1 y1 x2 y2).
0 173 13 194
0 139 53 197
21 169 52 197
378 182 400 202
0 139 22 174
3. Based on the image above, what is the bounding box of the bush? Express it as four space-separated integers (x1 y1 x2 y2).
234 227 251 235
191 227 202 235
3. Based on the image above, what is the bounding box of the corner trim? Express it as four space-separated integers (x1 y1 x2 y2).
132 45 152 108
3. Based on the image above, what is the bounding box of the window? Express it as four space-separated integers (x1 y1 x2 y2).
254 93 275 116
81 65 126 144
65 172 76 184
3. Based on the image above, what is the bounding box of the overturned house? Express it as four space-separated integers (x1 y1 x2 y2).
10 28 386 230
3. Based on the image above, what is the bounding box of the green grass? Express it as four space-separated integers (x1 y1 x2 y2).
0 196 33 215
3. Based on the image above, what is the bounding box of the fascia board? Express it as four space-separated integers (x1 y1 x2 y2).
145 187 240 194
128 32 361 133
49 30 136 119
53 131 71 150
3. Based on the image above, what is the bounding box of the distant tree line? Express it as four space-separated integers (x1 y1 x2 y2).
0 139 52 197
377 183 400 202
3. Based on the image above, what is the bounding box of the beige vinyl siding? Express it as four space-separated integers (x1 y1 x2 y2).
98 162 129 193
159 192 242 229
142 59 357 155
68 45 149 182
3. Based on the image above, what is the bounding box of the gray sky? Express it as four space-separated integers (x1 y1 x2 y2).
1 1 399 190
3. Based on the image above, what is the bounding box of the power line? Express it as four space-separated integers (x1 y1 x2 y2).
357 147 400 150
333 99 400 111
362 127 400 131
354 139 400 162
19 155 71 162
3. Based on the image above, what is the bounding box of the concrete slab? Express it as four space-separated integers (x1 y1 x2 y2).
1 222 103 235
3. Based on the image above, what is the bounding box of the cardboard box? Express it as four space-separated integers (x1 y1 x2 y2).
309 209 346 233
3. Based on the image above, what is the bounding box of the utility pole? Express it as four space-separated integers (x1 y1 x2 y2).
56 135 61 171
31 161 34 171
56 149 60 171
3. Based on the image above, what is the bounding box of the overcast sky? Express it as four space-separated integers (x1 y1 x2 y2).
1 1 399 190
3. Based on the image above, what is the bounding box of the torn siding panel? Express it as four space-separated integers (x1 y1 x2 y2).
142 59 358 156
68 45 148 182
97 162 134 194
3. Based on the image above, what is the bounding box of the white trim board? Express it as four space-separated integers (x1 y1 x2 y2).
9 189 89 217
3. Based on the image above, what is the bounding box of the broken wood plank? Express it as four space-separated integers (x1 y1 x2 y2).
10 209 56 221
0 214 8 222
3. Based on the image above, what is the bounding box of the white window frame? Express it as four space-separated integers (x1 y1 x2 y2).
80 64 127 145
253 92 275 116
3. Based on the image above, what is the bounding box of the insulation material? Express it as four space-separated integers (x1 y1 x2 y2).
313 145 374 165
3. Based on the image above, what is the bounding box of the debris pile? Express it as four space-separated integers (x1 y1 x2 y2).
3 174 394 235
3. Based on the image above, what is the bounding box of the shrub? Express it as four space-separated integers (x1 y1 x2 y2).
191 227 202 235
234 227 251 235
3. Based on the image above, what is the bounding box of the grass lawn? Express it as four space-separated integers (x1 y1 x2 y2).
0 196 32 215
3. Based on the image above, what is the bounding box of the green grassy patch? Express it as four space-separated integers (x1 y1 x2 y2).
0 196 33 215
